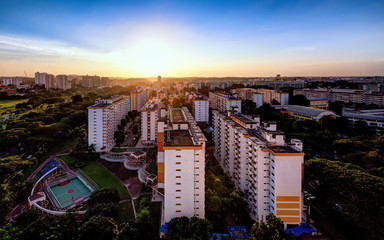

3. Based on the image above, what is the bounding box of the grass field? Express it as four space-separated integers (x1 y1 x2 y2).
0 99 27 108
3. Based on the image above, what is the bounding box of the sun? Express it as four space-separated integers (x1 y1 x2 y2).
126 39 177 76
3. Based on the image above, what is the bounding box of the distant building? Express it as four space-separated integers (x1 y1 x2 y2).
294 88 384 107
56 75 71 90
88 95 131 152
158 75 162 84
101 77 110 86
157 89 168 100
35 72 46 85
256 89 289 105
278 105 336 120
342 108 384 132
186 91 209 122
231 88 263 107
307 98 328 109
2 77 22 86
82 75 101 88
158 107 206 223
44 74 55 90
209 92 242 113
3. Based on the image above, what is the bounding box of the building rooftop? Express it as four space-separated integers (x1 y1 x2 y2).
170 108 187 123
88 95 127 108
342 108 384 121
231 114 257 124
163 130 194 146
284 105 336 119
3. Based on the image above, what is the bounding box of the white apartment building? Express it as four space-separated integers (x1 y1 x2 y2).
157 107 206 223
44 74 55 90
186 91 209 122
88 95 131 152
213 111 304 228
256 89 289 105
231 88 264 107
141 98 159 144
35 72 46 85
209 91 242 113
131 89 150 111
56 75 72 90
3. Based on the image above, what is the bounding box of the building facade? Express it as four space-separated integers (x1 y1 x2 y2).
35 72 46 85
157 107 206 223
44 74 55 90
82 75 101 88
56 75 71 90
131 89 150 111
141 98 159 144
209 92 242 113
212 111 304 227
88 95 131 152
186 91 209 122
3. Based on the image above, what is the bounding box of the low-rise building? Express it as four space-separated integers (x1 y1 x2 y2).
307 98 328 109
342 108 384 132
278 105 336 120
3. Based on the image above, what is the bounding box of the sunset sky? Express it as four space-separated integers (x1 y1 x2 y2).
1 0 384 77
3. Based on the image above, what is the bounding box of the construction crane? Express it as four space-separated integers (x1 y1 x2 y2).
24 71 28 77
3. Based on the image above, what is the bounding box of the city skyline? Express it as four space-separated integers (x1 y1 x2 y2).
1 0 384 77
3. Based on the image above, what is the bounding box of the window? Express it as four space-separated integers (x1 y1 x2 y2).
176 183 181 185
176 210 181 213
176 162 181 165
176 196 181 199
176 155 181 158
176 203 181 206
176 189 181 192
176 176 181 178
176 169 181 172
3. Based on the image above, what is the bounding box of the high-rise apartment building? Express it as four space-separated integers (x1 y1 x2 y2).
88 95 131 152
209 91 242 113
212 110 304 228
56 75 71 90
157 107 206 223
101 77 110 86
35 72 46 85
82 75 101 88
131 89 150 111
186 91 209 122
44 74 55 90
141 98 159 144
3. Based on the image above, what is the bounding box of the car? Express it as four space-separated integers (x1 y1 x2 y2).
26 155 32 159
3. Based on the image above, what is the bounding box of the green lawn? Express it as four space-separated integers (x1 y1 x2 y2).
0 99 27 108
80 160 131 201
117 202 135 224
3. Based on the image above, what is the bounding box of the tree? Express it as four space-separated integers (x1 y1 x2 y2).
271 99 280 105
121 118 127 127
167 216 213 240
80 216 119 240
290 94 309 106
0 155 32 183
114 130 125 148
249 214 295 240
72 94 84 104
87 188 120 206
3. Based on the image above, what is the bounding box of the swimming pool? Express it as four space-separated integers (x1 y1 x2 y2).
48 176 93 209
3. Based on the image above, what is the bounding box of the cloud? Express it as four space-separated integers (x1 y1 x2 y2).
0 35 107 61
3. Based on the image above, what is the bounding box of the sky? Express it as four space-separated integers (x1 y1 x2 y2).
0 0 384 77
